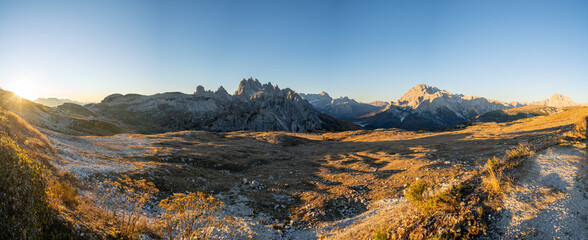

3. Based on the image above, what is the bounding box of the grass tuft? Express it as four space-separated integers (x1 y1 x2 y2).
372 225 389 240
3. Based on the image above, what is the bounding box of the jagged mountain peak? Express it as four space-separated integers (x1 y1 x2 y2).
397 84 454 108
216 86 228 94
414 84 441 93
332 96 358 105
235 77 263 97
319 91 330 97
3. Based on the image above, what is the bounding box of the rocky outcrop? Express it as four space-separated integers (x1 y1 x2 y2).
299 92 385 120
358 84 513 130
86 78 359 133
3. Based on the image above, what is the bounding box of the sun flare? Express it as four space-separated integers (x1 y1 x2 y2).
6 80 37 101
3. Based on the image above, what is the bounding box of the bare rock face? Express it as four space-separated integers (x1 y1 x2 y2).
359 84 512 130
86 78 358 133
299 92 385 120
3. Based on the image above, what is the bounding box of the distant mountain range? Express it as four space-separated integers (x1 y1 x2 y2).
301 84 583 131
34 98 83 107
4 79 586 133
299 92 386 120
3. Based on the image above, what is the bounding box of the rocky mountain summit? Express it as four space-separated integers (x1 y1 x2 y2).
299 92 385 120
86 78 358 133
533 93 578 107
358 84 514 130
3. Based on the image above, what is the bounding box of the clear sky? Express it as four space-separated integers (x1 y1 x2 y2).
0 0 587 103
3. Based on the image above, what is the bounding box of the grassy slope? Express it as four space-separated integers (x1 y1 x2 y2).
474 105 560 123
0 105 84 238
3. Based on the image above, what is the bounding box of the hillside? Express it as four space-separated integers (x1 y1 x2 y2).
0 90 127 136
474 105 560 123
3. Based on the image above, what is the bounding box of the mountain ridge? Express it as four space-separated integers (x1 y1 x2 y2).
87 78 359 133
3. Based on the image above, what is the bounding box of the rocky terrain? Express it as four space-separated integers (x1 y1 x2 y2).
85 78 358 133
299 92 385 120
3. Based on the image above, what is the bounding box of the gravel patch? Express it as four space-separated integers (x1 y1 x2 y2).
491 143 588 239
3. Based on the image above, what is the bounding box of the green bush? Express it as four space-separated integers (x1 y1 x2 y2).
0 136 50 239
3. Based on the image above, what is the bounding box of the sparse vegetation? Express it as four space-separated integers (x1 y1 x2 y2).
49 180 79 208
481 143 535 195
372 225 389 240
400 180 487 239
158 192 225 240
569 116 587 141
405 180 441 214
481 157 510 195
97 175 159 239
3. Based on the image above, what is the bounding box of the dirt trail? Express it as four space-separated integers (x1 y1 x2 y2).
490 143 588 239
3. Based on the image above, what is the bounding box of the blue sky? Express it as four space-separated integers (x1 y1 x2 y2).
0 0 586 103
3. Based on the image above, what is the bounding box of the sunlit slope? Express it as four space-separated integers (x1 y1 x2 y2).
0 90 127 136
473 105 560 123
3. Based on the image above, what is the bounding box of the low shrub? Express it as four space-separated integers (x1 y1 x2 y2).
49 180 79 208
159 192 225 240
405 180 446 214
505 143 534 164
372 225 389 240
97 175 159 239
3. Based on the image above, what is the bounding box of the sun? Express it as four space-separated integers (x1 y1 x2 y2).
6 80 38 101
